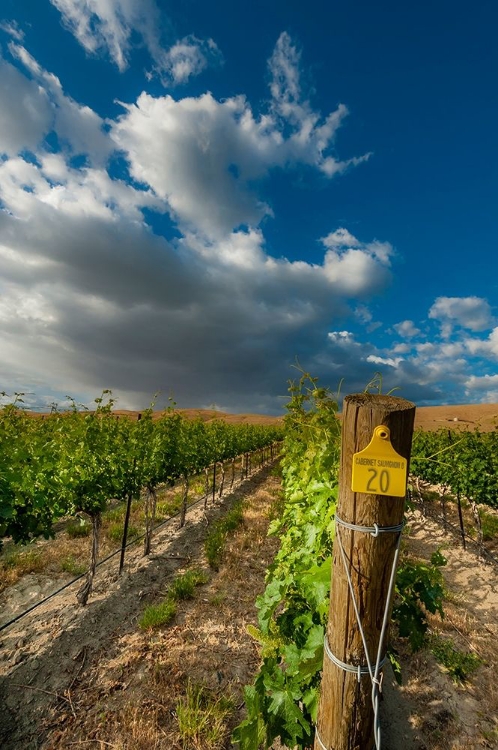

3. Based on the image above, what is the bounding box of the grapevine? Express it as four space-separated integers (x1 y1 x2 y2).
233 374 447 750
0 393 284 603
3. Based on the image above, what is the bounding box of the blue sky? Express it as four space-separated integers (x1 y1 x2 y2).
0 0 497 412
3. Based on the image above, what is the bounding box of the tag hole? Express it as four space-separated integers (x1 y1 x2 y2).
379 430 387 438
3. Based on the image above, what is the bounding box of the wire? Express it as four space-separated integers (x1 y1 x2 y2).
334 524 403 750
317 517 402 750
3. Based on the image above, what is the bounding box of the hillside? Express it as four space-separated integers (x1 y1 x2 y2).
30 402 498 431
414 402 498 432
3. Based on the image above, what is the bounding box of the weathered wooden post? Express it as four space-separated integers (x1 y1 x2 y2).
315 394 415 750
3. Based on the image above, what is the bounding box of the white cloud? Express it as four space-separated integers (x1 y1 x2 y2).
366 354 403 367
0 57 53 156
268 33 371 178
429 296 494 336
153 35 222 86
318 330 444 402
111 43 370 239
0 20 25 41
322 228 362 249
0 284 57 326
0 38 397 411
0 155 160 224
50 0 221 85
111 92 276 237
464 327 498 358
9 44 111 165
393 320 421 338
465 374 498 391
50 0 162 72
315 296 498 405
465 374 498 403
0 145 391 411
392 343 411 354
322 229 393 296
107 32 369 239
328 330 356 343
436 342 466 358
354 304 372 324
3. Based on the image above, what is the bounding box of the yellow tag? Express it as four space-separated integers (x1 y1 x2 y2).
351 426 407 497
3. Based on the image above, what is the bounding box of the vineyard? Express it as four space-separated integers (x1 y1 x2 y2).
410 428 498 562
0 386 497 748
233 378 498 749
0 393 283 612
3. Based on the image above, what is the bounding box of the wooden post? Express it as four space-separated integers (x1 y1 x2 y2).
315 394 415 750
204 467 210 509
456 492 466 549
218 461 225 499
179 474 189 528
143 485 157 556
119 492 133 574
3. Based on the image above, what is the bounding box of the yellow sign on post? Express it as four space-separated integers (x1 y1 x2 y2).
351 425 408 497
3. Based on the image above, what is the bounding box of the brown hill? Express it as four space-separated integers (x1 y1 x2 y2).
25 403 498 431
178 402 497 431
110 408 284 426
335 402 498 432
414 403 498 432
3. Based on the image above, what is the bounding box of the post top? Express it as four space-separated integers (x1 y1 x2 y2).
344 393 415 411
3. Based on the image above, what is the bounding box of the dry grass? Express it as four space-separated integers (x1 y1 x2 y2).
414 403 498 432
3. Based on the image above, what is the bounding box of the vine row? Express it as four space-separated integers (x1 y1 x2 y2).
0 392 283 604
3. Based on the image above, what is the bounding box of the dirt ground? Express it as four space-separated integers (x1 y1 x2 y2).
0 465 497 749
383 509 498 749
0 465 281 749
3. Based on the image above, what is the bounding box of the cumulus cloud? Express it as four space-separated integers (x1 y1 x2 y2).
393 320 421 338
307 293 498 406
0 36 447 412
111 92 276 237
321 229 393 296
0 155 161 225
465 374 498 391
50 0 221 85
111 34 370 240
0 37 391 409
465 374 498 403
429 296 494 336
392 343 411 354
153 35 222 85
464 327 498 358
9 43 111 165
0 57 53 156
318 330 444 402
322 228 361 249
0 133 393 410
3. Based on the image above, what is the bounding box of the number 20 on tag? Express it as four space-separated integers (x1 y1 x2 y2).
351 425 408 497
